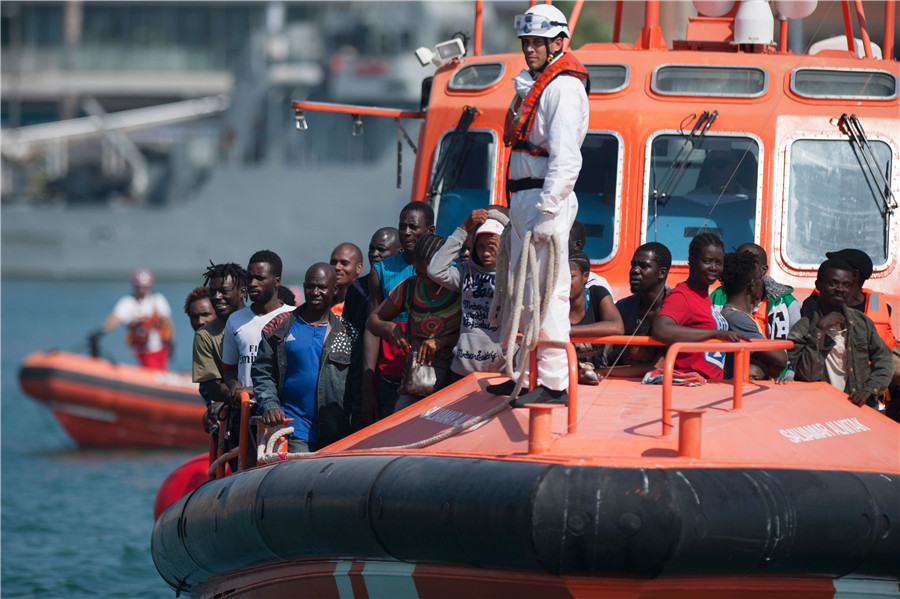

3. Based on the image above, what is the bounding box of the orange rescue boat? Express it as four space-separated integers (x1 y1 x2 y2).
20 350 207 448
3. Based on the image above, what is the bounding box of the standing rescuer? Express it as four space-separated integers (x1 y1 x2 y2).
491 3 589 406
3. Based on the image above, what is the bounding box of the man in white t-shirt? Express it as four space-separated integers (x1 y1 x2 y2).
222 250 294 403
103 269 174 370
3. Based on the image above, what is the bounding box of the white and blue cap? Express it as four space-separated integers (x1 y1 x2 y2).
515 4 570 39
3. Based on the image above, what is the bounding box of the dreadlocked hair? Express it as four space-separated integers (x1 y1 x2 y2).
721 251 760 297
688 232 724 260
202 261 248 289
413 233 445 265
183 286 210 315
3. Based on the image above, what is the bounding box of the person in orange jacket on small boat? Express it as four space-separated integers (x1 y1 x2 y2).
103 268 175 370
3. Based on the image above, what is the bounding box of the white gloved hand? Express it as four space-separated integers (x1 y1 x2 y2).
530 212 555 243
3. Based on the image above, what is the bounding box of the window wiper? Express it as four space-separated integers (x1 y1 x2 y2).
427 106 479 200
838 113 897 214
653 110 717 206
651 110 717 241
394 117 417 189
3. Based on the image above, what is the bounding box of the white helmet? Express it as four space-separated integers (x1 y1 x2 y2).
515 4 570 39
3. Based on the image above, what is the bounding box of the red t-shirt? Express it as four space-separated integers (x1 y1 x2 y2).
657 282 728 379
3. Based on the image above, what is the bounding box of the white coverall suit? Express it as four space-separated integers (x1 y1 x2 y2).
508 62 589 391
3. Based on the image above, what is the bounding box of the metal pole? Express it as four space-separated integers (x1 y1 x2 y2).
474 1 483 56
854 0 874 58
884 0 896 60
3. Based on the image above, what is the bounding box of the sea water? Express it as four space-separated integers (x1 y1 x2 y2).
2 279 219 598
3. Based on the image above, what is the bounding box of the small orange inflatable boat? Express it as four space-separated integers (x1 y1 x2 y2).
19 350 207 448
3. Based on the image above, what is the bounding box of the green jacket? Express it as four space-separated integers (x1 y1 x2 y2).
787 305 893 405
710 275 801 340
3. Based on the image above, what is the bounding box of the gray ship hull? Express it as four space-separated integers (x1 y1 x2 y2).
2 156 411 281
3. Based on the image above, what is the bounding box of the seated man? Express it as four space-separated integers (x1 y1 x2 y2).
788 259 892 408
719 251 787 379
800 248 896 354
606 242 671 378
253 263 360 452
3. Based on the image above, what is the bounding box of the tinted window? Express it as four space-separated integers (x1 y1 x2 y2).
785 139 891 266
431 131 494 239
646 135 759 260
792 69 898 99
575 134 620 261
586 64 628 93
449 63 504 90
653 65 767 97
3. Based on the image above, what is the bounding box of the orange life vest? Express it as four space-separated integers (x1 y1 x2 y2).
126 312 172 349
503 53 588 155
864 290 897 349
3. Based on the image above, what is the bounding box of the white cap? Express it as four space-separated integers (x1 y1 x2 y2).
475 219 505 238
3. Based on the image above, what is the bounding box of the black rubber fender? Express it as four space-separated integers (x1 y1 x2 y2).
152 456 900 593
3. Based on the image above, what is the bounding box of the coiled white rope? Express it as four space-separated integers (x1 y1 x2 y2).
257 425 310 464
489 226 560 397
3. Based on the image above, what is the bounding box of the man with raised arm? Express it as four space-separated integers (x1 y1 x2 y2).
491 3 589 406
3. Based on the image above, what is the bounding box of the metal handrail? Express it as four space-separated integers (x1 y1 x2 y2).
208 391 253 480
527 339 579 434
660 340 793 436
527 336 792 442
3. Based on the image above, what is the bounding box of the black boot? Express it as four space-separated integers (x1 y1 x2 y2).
510 385 567 408
485 380 518 396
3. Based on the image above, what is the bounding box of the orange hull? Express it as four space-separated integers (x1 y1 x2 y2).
197 560 900 599
153 374 900 597
20 351 207 448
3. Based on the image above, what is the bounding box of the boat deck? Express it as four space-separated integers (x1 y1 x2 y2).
327 373 899 474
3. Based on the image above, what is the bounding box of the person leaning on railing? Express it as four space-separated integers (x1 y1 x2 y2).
651 233 746 380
